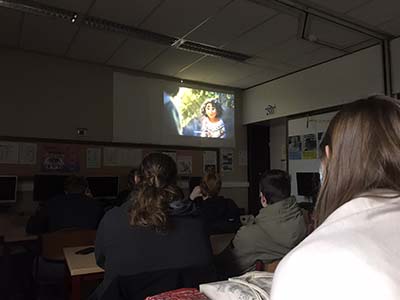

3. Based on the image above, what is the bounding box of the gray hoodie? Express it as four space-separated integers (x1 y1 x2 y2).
215 196 307 277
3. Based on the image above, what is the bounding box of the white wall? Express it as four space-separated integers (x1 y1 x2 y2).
0 48 113 141
242 45 385 124
391 37 400 94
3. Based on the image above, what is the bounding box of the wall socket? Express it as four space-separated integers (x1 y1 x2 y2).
77 128 88 136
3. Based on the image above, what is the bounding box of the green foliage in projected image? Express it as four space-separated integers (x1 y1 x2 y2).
178 89 234 127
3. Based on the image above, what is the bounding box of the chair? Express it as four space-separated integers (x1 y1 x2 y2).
33 228 97 298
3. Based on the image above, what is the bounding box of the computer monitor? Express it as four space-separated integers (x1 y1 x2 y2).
0 176 17 204
33 174 68 202
87 176 119 199
296 172 320 198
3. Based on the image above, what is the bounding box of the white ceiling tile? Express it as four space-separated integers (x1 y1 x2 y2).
145 48 204 76
178 56 263 85
302 0 371 13
107 38 167 70
140 0 232 38
67 28 125 63
20 14 78 55
32 0 94 13
88 0 162 27
224 13 299 55
186 0 277 47
0 7 23 47
308 16 372 48
378 17 400 36
346 0 400 26
257 37 319 62
288 46 344 68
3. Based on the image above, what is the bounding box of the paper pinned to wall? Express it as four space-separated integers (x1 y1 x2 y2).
177 156 192 175
104 147 142 167
19 143 37 164
87 148 101 168
221 148 234 173
203 151 217 173
0 141 19 164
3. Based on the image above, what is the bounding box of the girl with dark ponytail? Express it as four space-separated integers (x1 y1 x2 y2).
94 153 212 298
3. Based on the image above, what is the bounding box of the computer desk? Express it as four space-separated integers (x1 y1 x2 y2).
0 213 38 244
63 246 104 300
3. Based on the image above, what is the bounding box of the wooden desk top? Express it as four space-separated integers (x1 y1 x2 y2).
0 214 37 243
64 246 104 276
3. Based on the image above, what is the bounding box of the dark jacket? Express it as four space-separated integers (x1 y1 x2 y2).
215 196 307 277
94 199 213 298
26 193 104 234
195 196 241 234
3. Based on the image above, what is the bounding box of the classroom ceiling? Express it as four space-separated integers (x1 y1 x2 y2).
0 0 399 89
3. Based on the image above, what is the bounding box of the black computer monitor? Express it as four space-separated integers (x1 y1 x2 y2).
296 172 320 198
87 176 119 199
33 174 68 202
0 176 17 204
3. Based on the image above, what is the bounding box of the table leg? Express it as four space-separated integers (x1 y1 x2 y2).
70 276 81 300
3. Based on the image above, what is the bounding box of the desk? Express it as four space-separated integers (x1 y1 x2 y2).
64 246 104 300
210 233 235 255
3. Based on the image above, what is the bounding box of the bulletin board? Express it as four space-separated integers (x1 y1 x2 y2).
287 110 337 202
0 136 219 179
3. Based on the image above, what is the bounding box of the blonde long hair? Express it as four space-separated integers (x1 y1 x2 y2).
315 96 400 226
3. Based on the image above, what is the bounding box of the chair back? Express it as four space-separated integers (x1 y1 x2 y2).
40 228 96 261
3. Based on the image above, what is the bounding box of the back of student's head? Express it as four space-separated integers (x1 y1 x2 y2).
200 172 222 197
316 96 400 226
127 168 140 189
129 153 183 231
259 170 291 204
64 175 88 194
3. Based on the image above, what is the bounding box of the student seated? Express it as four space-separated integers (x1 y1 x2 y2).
271 96 400 300
214 169 307 278
93 153 213 299
115 168 140 206
190 173 241 234
26 175 104 234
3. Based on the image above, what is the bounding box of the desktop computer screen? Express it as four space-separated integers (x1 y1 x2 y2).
33 174 68 202
0 176 17 204
87 176 119 199
296 172 320 198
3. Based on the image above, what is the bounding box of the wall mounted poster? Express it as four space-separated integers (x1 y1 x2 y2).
177 156 192 175
288 136 302 160
302 134 317 159
221 148 233 173
41 144 80 172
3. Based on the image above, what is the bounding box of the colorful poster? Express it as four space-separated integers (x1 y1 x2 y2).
41 144 80 172
302 134 317 159
288 136 302 160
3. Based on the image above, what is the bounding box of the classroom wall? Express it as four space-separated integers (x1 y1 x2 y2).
391 37 400 94
242 45 385 124
0 47 248 211
0 47 113 141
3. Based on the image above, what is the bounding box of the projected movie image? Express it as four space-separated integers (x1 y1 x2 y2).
164 87 234 139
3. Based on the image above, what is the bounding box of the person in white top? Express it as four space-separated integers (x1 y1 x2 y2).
200 99 226 138
271 96 400 300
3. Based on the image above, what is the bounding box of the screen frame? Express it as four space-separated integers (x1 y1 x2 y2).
0 175 18 204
